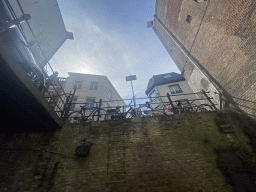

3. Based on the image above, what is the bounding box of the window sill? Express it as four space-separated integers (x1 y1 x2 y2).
170 91 183 94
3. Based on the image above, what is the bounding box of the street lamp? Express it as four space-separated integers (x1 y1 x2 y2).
126 75 137 114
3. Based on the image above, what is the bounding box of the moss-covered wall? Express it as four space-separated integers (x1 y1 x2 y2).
0 110 255 191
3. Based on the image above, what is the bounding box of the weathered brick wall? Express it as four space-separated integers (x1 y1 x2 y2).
154 0 256 116
2 110 255 191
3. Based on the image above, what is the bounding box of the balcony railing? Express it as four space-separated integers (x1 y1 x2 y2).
5 1 69 118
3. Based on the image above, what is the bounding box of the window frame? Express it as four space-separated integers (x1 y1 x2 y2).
73 81 83 89
85 98 96 112
70 96 79 111
169 84 182 94
186 15 192 23
89 82 98 91
164 74 172 78
149 89 157 102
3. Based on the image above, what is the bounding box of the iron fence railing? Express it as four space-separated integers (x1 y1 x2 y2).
63 89 256 123
64 90 219 123
214 92 256 120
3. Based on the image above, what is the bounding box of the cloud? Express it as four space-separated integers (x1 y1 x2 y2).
52 2 180 100
51 16 138 98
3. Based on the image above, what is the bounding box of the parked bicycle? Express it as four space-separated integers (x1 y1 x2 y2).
68 99 107 123
108 100 140 120
136 102 158 116
164 98 214 115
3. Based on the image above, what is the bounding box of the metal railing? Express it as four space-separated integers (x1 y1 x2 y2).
64 89 256 123
5 1 69 118
214 92 256 120
64 90 218 123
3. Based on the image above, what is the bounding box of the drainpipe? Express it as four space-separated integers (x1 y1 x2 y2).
153 14 220 94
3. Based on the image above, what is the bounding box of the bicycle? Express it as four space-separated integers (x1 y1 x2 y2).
136 102 158 116
68 99 107 123
109 100 138 120
164 99 214 115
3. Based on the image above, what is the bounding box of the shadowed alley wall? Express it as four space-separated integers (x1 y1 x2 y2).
1 110 255 191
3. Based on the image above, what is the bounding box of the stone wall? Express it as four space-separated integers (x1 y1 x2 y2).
2 110 255 191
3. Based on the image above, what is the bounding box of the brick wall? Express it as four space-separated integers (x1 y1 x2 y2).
153 0 256 117
2 110 255 191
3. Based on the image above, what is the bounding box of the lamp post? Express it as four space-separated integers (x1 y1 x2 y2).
126 75 137 114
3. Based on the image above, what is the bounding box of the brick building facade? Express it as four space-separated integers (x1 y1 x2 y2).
150 0 256 117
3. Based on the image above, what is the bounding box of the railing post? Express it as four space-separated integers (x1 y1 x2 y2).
61 88 76 122
202 89 218 110
219 93 223 110
61 94 70 121
97 99 102 121
166 93 175 108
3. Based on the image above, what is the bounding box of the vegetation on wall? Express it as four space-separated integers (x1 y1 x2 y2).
214 110 256 187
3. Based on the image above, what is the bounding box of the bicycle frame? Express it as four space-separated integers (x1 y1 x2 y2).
109 100 137 120
68 99 106 122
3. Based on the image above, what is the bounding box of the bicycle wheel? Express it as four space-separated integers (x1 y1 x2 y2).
159 109 167 116
68 111 84 123
196 104 213 112
171 107 181 114
183 106 194 113
130 109 136 117
137 109 143 117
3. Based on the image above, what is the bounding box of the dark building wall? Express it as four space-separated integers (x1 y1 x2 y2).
153 0 256 116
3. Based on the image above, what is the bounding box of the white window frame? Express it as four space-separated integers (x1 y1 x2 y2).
169 84 182 94
89 82 98 90
85 98 96 112
164 74 172 78
70 96 79 111
73 81 83 89
149 89 157 102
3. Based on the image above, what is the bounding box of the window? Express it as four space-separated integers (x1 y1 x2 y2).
149 90 157 102
89 82 98 90
186 15 192 23
73 81 83 89
164 74 172 78
70 96 78 111
116 101 119 106
194 0 207 3
169 84 182 94
85 98 95 112
48 86 54 90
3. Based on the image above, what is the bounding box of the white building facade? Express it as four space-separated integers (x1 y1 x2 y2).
146 72 199 111
62 72 125 118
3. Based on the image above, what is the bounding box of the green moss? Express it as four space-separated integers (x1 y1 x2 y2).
214 145 256 185
47 162 59 192
214 111 229 127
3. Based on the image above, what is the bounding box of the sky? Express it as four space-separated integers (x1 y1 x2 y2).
51 0 180 102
